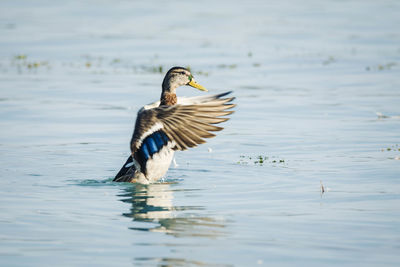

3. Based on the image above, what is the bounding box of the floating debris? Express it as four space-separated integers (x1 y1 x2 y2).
376 112 400 120
237 155 285 166
320 181 325 194
376 112 390 119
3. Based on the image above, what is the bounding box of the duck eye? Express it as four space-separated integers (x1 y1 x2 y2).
180 71 185 75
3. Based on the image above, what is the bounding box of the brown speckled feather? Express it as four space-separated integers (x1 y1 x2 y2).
130 91 235 153
160 92 177 106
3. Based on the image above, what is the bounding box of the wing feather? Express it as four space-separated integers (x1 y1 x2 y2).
130 91 235 154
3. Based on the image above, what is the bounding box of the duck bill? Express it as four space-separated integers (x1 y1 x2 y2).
188 80 208 92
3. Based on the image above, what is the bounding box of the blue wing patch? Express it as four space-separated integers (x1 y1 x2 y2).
153 131 165 148
139 142 150 160
137 130 170 174
138 130 169 161
146 137 158 155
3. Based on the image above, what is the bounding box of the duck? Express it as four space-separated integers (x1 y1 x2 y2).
114 66 235 183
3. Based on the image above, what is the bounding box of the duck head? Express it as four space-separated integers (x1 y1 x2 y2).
161 66 207 94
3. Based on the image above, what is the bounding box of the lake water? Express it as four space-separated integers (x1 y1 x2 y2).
1 0 400 266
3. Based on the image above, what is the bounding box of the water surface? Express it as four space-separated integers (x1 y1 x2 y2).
1 0 400 266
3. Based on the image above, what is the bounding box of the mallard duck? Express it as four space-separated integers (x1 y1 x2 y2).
114 66 235 183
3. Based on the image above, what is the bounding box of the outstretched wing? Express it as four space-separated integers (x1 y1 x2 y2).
131 91 235 152
130 91 235 172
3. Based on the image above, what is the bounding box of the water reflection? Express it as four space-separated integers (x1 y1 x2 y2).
118 183 227 238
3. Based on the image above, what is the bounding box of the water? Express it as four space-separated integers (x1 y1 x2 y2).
1 0 400 266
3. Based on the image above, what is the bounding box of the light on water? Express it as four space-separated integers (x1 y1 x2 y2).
1 0 400 266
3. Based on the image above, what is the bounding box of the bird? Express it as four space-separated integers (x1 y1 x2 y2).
114 66 235 183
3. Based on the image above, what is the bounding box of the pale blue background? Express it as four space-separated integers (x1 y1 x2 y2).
1 1 400 266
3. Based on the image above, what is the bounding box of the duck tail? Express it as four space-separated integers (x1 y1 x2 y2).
114 155 136 182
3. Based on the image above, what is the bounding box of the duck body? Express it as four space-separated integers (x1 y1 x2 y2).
114 67 235 183
115 110 176 184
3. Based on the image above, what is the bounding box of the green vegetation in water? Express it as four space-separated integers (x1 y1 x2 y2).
381 144 400 152
11 54 50 73
186 65 209 76
111 58 121 64
381 144 400 160
366 62 397 71
217 64 237 69
237 155 285 166
149 65 163 73
195 70 209 76
322 56 336 65
5 54 210 76
80 54 164 74
14 54 27 60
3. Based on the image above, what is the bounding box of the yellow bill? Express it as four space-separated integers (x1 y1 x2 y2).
188 80 208 92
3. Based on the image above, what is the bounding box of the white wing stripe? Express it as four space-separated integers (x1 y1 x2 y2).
136 122 163 148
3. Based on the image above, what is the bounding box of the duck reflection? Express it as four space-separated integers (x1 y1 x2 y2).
118 183 227 237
